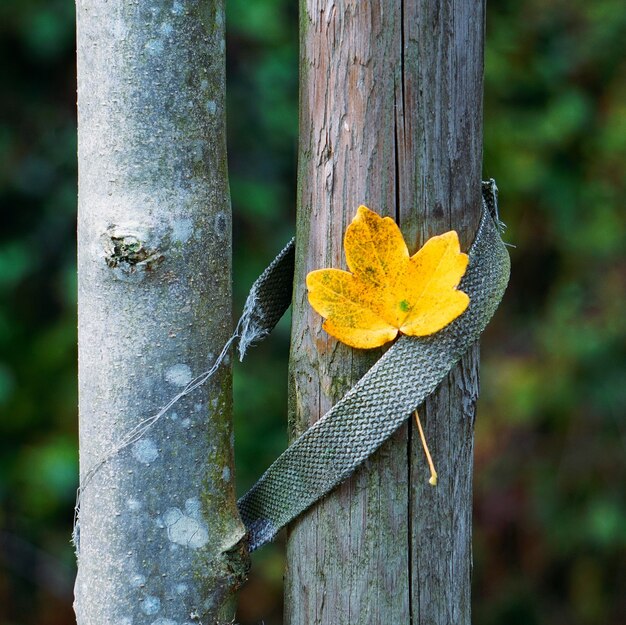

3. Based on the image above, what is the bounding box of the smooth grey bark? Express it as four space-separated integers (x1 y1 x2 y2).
75 2 248 624
286 1 484 623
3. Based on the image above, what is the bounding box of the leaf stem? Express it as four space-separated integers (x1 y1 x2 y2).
414 410 438 486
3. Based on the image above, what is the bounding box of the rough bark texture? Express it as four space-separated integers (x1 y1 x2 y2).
286 1 484 623
75 2 248 624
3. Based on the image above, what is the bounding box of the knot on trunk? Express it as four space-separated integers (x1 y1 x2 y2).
103 224 165 281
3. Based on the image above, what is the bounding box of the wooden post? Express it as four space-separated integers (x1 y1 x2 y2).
286 1 484 623
75 1 248 623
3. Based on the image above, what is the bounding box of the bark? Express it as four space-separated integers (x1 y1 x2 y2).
75 2 248 624
286 1 484 623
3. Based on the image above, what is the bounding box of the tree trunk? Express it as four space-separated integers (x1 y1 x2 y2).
75 2 248 624
286 1 484 623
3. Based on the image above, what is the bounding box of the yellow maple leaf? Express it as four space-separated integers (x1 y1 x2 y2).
306 205 470 349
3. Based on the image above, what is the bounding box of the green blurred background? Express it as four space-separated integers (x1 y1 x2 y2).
0 0 624 623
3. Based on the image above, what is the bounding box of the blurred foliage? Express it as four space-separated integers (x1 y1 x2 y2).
0 0 624 624
477 1 626 624
0 0 78 623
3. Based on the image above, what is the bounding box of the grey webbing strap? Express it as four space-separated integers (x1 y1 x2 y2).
236 181 510 552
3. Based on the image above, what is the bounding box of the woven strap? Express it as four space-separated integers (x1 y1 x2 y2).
236 181 510 551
